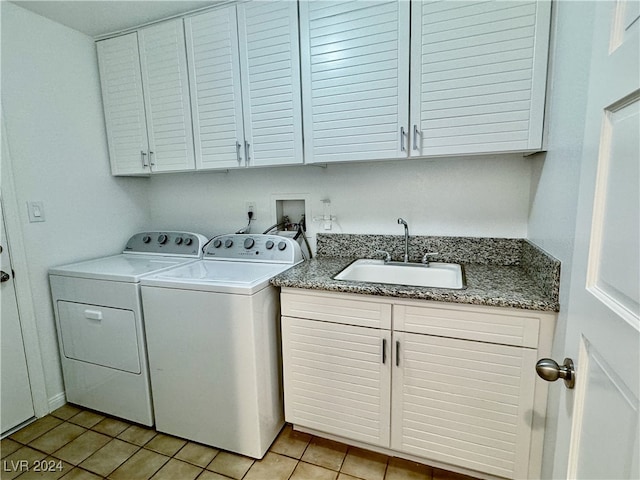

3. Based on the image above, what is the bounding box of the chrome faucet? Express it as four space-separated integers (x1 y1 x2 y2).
397 218 409 263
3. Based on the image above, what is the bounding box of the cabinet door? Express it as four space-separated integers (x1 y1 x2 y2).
300 0 410 163
185 7 246 170
391 332 538 479
237 1 304 167
281 316 391 447
410 1 551 156
96 33 150 176
138 19 195 172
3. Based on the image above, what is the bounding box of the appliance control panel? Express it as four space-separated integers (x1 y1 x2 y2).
123 232 208 257
204 234 303 264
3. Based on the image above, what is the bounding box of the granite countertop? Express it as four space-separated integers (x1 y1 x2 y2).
271 234 561 312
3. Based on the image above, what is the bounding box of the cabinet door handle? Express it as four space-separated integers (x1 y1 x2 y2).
244 140 251 166
400 127 407 152
413 124 421 151
395 341 400 367
141 150 148 167
382 338 387 364
236 141 243 164
149 150 155 166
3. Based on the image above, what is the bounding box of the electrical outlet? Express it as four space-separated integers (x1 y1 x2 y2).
246 202 256 220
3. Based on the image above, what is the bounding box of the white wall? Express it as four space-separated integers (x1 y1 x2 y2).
1 2 151 407
148 154 533 244
527 2 596 478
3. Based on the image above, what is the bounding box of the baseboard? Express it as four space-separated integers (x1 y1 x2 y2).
48 392 67 413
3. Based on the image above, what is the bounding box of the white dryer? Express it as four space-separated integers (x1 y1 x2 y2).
140 234 303 458
49 232 207 426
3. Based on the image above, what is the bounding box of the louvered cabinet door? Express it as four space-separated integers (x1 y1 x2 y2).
96 33 150 176
138 19 195 172
300 1 410 164
410 1 551 156
281 316 392 447
185 7 246 170
391 332 538 479
237 1 303 167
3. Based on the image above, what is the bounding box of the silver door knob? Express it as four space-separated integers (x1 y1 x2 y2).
0 270 11 282
536 357 575 389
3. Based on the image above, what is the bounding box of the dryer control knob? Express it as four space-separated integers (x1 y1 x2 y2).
224 239 234 248
265 240 274 250
278 241 287 251
244 238 255 249
213 239 222 248
142 235 151 243
158 234 168 244
175 237 183 245
184 238 193 246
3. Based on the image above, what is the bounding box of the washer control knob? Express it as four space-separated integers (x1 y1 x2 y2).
265 240 274 250
278 241 287 251
213 239 222 248
224 239 234 248
142 235 151 244
244 238 255 249
175 237 183 245
158 234 168 244
184 237 193 246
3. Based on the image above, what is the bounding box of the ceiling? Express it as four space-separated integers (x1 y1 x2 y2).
11 1 222 38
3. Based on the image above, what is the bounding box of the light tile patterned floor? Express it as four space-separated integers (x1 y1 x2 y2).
2 405 480 480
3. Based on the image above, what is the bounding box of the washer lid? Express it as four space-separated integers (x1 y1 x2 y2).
140 260 297 295
49 254 198 283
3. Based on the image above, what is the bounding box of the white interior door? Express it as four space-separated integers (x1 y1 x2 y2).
0 199 35 434
552 1 639 478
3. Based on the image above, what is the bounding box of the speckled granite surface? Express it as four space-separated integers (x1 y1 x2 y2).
272 234 560 312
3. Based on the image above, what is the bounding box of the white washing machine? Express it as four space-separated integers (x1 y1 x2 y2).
140 234 303 458
49 231 208 426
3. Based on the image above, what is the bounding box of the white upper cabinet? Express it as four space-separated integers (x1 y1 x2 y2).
138 20 195 172
97 20 195 175
300 0 550 164
300 1 410 164
409 1 551 157
185 7 245 170
237 1 304 167
97 33 150 176
186 1 303 170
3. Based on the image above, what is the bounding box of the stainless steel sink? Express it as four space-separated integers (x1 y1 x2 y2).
334 259 465 289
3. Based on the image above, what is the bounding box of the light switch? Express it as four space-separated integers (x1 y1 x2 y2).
27 201 45 223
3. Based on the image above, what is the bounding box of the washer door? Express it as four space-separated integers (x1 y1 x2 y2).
57 301 141 374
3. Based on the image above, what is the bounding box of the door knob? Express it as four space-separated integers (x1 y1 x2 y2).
536 357 575 389
0 270 11 282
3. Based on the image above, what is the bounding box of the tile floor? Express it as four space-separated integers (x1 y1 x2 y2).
2 405 480 480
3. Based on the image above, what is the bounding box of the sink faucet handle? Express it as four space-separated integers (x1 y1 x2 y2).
374 250 391 263
421 252 439 266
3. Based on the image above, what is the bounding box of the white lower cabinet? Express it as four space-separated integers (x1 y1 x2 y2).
281 317 391 447
280 289 555 480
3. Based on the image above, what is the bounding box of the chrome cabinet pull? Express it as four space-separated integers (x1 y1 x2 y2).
413 124 420 151
396 341 400 367
382 338 387 364
244 140 251 166
149 151 155 166
400 127 407 152
236 141 243 164
141 150 148 167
